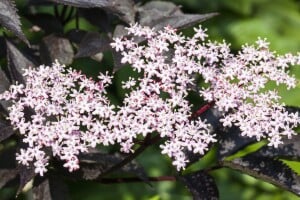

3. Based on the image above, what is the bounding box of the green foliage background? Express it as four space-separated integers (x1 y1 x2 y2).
1 0 300 199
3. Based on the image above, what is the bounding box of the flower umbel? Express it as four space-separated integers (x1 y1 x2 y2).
1 24 300 174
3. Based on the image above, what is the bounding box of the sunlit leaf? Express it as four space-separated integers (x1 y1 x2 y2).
0 0 28 44
40 35 74 65
49 0 135 23
138 1 217 30
255 134 300 161
222 155 300 196
217 126 257 160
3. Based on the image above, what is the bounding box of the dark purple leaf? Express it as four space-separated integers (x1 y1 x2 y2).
254 134 300 160
149 13 218 31
26 13 64 34
16 164 35 196
33 176 70 200
27 0 54 6
78 151 149 183
0 148 18 189
179 171 219 200
138 1 182 25
113 24 128 38
222 155 300 196
138 1 217 30
40 34 74 65
66 29 87 44
0 68 11 111
79 8 112 32
217 126 257 160
108 0 135 24
6 39 37 83
0 0 28 44
0 120 14 142
48 0 111 8
0 169 18 189
75 32 110 58
50 0 135 24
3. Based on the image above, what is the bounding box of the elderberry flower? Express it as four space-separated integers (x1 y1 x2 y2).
0 61 115 174
111 24 300 170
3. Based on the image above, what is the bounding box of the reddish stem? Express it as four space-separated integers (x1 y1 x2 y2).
190 101 215 119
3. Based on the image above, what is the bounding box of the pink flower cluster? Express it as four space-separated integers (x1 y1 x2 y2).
0 61 115 175
0 24 299 175
112 23 300 151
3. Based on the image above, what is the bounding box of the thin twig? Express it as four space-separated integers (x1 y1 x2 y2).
101 134 161 176
96 176 176 184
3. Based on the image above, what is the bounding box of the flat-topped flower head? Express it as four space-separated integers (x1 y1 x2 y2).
1 23 299 174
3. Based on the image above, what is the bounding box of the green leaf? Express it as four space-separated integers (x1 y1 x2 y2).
0 0 28 44
179 170 219 200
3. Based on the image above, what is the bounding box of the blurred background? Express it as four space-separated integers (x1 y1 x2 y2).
1 0 300 199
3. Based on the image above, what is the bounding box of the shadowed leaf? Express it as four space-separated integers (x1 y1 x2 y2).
0 169 18 189
0 120 14 142
40 34 74 65
26 13 64 34
66 29 87 44
79 8 112 33
6 39 37 83
75 32 110 58
78 151 149 183
179 171 219 200
33 175 70 200
16 165 35 196
0 68 11 111
0 148 18 189
27 0 53 6
0 0 28 44
222 155 300 196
